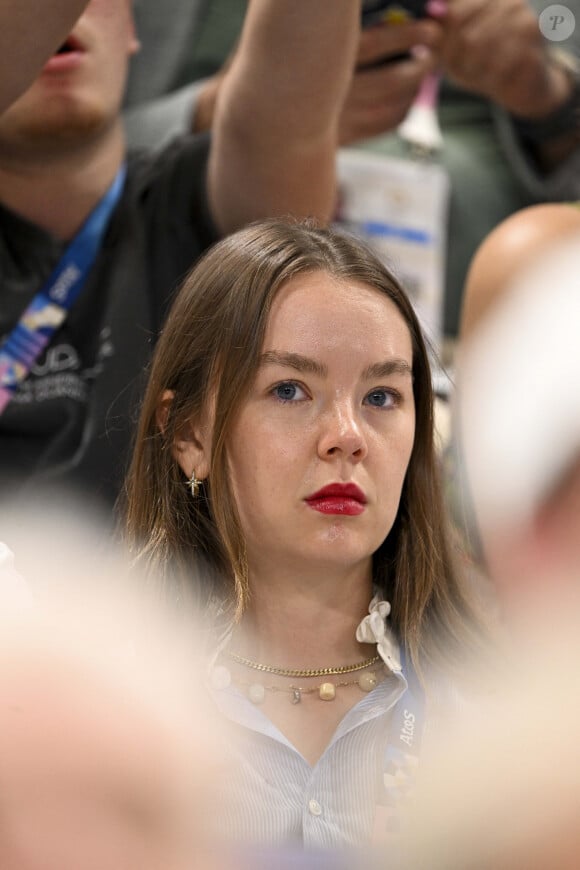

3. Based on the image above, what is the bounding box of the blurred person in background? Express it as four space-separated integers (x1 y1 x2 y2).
124 0 580 341
0 0 88 112
0 0 360 513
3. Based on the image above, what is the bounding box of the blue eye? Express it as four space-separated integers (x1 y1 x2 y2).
272 381 307 402
365 389 397 408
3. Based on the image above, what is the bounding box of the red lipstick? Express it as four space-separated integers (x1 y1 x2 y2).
305 483 367 516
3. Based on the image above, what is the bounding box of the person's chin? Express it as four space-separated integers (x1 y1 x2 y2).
2 99 111 150
308 526 377 562
24 109 108 142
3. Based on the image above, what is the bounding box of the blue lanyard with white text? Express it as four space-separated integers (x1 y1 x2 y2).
0 164 126 415
373 648 425 846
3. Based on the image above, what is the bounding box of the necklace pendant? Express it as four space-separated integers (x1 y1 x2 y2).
319 682 336 701
358 671 378 693
248 683 266 705
291 688 301 704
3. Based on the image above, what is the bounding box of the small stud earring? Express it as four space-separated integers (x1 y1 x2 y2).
188 470 201 497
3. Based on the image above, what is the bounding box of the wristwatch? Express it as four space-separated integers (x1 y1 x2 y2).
511 48 580 143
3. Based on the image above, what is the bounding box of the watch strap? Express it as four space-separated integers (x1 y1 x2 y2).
511 48 580 144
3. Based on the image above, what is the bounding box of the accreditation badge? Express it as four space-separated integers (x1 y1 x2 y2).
334 149 450 352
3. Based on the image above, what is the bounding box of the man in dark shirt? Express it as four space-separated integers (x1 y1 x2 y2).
0 0 360 511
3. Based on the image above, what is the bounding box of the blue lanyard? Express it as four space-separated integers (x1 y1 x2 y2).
0 164 126 415
373 649 425 847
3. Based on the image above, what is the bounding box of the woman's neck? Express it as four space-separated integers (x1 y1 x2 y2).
234 563 376 669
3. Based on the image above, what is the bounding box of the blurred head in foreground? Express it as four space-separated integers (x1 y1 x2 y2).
399 206 580 870
457 205 580 614
0 503 224 870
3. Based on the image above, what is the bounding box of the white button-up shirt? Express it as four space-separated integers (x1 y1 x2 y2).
210 669 407 849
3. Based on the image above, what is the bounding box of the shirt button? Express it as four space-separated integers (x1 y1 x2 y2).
308 799 322 816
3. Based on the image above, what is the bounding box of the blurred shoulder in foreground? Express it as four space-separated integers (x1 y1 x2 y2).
0 501 225 870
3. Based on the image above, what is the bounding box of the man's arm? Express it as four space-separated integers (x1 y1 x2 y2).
208 0 361 234
0 0 89 114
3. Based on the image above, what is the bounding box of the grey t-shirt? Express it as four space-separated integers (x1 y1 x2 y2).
123 0 247 150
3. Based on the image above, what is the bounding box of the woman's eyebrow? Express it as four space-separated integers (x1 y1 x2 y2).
362 359 413 380
259 351 327 377
259 352 413 381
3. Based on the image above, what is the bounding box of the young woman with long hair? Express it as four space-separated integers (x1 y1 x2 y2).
124 218 485 848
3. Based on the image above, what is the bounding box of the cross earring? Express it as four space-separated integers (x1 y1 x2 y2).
188 470 201 497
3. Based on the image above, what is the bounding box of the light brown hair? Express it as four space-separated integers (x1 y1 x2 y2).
124 219 483 672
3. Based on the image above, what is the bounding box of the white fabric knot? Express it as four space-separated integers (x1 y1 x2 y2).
356 593 401 672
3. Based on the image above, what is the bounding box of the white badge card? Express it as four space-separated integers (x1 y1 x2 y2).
334 149 450 350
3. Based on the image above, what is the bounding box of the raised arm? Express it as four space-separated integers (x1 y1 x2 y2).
208 0 361 234
0 0 89 114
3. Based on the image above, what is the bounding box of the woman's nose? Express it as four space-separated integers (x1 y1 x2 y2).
317 400 368 461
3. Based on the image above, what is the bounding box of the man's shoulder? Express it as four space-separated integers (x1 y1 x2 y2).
122 132 218 251
125 132 212 195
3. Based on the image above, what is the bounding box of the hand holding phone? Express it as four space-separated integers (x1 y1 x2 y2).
340 7 442 144
359 0 439 68
361 0 431 30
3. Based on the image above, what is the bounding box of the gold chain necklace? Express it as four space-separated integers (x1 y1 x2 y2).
226 651 381 678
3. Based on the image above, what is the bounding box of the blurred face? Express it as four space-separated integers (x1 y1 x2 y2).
486 456 580 615
0 598 226 870
227 271 416 581
0 0 138 154
0 658 213 870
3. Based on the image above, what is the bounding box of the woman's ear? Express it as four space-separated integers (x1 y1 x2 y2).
156 390 174 435
157 391 211 482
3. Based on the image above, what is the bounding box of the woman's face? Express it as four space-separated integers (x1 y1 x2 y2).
227 270 416 579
